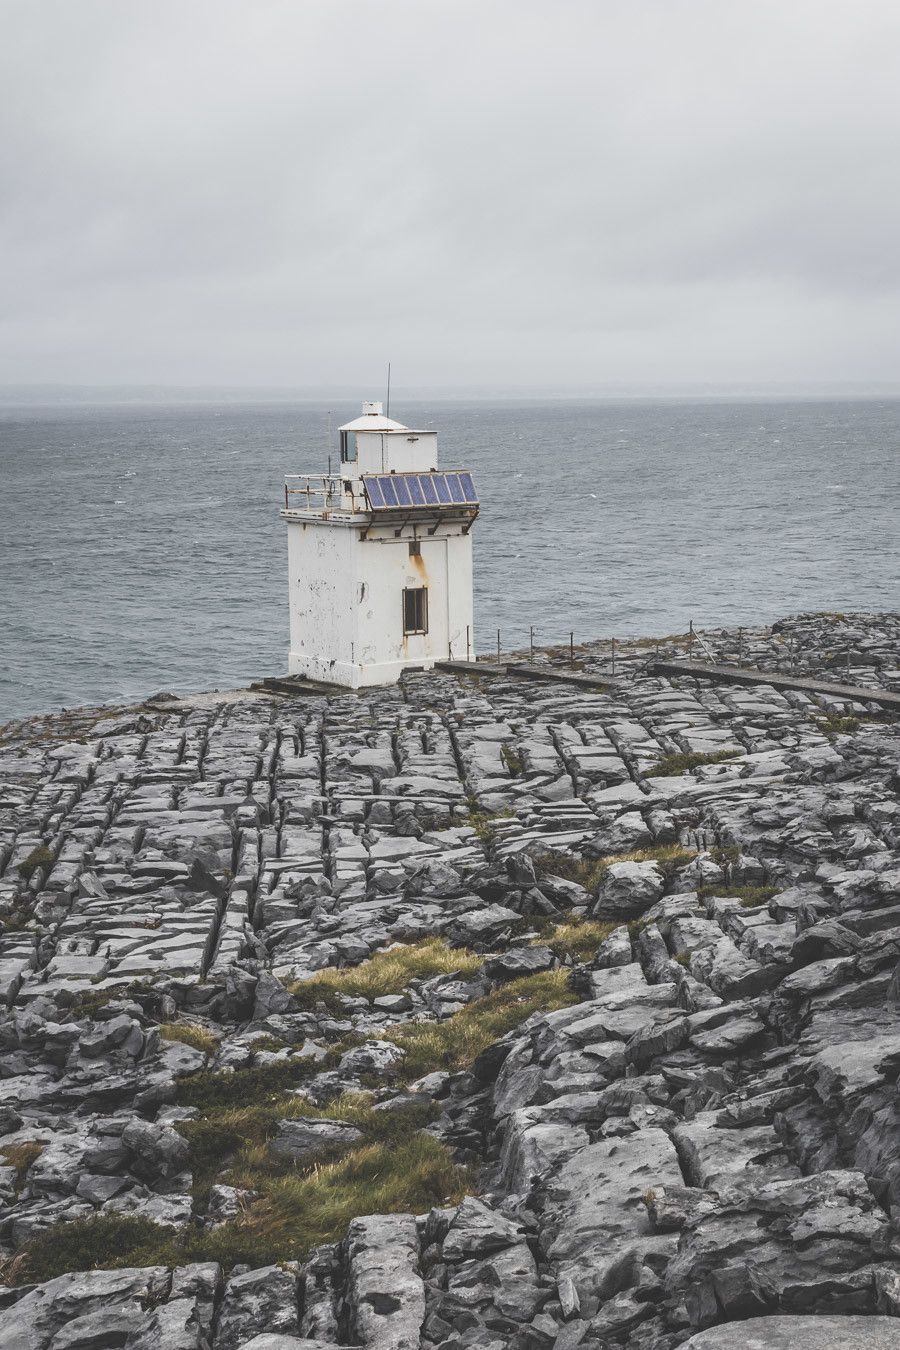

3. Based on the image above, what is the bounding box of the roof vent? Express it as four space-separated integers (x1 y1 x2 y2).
362 401 383 416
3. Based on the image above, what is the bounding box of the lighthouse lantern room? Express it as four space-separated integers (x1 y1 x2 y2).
282 402 478 688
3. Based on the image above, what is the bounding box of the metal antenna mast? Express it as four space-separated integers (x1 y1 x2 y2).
386 363 391 419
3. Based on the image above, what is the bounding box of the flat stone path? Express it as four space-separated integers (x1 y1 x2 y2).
646 657 900 710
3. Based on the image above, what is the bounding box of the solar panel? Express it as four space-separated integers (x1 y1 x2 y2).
458 472 477 503
393 477 412 507
445 473 465 504
361 472 479 511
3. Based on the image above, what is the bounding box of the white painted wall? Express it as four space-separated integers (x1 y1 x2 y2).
354 430 438 474
286 516 474 688
286 521 357 684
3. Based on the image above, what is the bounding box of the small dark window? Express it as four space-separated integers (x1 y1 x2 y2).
403 587 428 635
340 430 353 463
409 541 421 556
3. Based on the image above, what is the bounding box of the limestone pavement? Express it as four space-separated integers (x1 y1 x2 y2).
0 612 899 1350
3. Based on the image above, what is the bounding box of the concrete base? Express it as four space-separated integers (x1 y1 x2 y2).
288 651 432 689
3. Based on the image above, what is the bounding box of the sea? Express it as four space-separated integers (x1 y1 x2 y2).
1 398 898 722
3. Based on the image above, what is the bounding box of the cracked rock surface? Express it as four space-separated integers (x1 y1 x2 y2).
1 612 899 1350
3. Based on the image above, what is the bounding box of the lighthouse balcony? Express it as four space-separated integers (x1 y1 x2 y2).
282 474 365 520
282 470 479 527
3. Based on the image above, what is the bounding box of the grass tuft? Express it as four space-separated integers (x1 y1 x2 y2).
535 917 618 963
160 1023 218 1056
287 939 482 1011
697 883 781 908
646 750 741 777
538 843 697 895
500 743 525 776
175 1062 308 1113
7 1101 470 1284
381 969 577 1080
0 1142 44 1189
462 802 515 844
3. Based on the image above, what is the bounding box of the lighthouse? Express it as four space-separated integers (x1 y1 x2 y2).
282 402 478 688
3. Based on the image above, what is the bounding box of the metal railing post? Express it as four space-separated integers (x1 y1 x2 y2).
497 629 501 665
611 637 616 677
466 625 471 662
570 632 574 667
738 627 743 665
530 625 534 661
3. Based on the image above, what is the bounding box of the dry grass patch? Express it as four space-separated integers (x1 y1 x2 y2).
381 968 578 1080
0 1142 44 1189
8 1099 470 1283
160 1023 218 1056
538 843 697 895
287 938 482 1011
536 917 618 963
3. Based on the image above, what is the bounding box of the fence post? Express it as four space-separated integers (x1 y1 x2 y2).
497 629 501 665
611 637 616 677
530 625 534 661
466 625 471 662
737 627 743 665
688 620 694 659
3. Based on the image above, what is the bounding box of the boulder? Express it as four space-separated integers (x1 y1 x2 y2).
593 862 665 919
271 1118 364 1164
215 1267 300 1350
681 1316 900 1349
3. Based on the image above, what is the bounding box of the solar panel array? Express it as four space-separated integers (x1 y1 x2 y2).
363 472 478 511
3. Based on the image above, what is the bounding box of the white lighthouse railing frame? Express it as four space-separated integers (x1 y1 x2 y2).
283 474 362 519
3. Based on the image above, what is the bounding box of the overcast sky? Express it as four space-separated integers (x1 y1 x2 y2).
2 1 899 391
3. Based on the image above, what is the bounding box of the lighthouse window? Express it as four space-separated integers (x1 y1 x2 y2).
340 430 354 463
403 587 428 635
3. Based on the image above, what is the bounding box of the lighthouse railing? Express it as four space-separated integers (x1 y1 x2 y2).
282 474 362 519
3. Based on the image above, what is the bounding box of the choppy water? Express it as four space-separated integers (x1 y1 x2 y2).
1 398 898 720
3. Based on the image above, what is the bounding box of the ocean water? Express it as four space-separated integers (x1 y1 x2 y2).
1 398 898 721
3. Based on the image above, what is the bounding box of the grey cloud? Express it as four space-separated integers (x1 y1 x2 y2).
1 0 899 388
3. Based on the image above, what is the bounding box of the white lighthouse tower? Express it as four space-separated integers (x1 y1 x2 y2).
282 402 478 688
